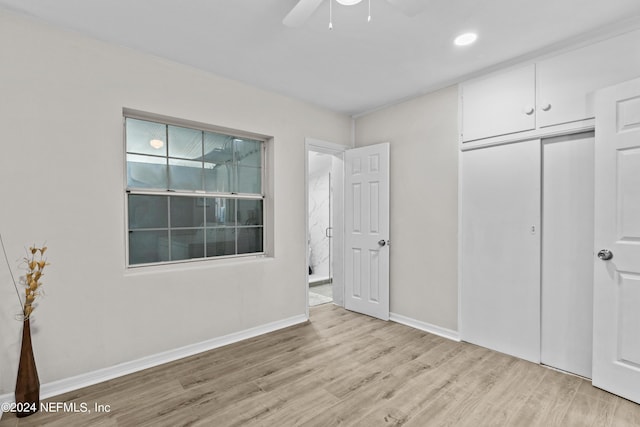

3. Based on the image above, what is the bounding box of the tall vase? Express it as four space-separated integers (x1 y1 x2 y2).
15 317 40 417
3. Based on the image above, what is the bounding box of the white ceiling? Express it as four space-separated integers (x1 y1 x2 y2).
2 0 640 115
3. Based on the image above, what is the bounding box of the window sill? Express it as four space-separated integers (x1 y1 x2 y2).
123 253 272 277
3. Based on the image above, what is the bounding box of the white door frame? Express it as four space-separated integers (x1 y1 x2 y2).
305 138 347 318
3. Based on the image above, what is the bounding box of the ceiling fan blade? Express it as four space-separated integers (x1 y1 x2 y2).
283 0 325 27
386 0 429 17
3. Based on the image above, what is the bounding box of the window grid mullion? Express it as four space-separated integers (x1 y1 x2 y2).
164 124 173 261
165 125 170 191
203 195 208 258
234 198 238 255
167 196 172 261
200 131 207 258
200 130 205 192
233 138 238 195
127 189 263 200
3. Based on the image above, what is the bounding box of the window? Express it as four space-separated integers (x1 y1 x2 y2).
124 114 265 266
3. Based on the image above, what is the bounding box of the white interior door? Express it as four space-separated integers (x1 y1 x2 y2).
344 143 390 320
593 77 640 404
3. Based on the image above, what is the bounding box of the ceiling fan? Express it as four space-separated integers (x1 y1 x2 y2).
283 0 428 27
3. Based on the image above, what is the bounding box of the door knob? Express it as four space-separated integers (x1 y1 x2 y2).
378 239 387 247
597 249 613 261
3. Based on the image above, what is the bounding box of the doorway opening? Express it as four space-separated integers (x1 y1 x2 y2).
305 138 346 313
308 150 334 306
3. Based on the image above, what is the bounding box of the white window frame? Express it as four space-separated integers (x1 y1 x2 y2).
123 109 270 268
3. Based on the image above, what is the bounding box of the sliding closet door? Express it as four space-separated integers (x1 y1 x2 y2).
541 133 594 378
461 139 541 363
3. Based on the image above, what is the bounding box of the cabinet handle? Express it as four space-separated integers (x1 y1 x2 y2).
523 106 535 115
540 103 552 112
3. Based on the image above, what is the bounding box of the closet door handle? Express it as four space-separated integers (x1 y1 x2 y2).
597 249 613 261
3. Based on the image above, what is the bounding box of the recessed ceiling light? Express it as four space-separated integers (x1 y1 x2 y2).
149 139 164 149
454 33 478 46
336 0 362 5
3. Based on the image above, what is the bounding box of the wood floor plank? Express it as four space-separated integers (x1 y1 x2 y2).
509 368 582 426
2 304 639 426
561 391 616 427
0 417 17 427
613 397 640 427
352 344 490 426
244 388 340 427
407 349 521 426
454 358 546 426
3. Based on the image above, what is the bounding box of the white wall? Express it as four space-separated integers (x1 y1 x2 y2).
0 9 351 395
354 87 459 331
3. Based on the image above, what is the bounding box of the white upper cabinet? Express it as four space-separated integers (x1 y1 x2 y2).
462 65 536 142
537 29 640 128
461 29 640 144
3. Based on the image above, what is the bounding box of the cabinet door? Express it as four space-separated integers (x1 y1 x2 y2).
461 139 541 363
537 29 640 128
462 65 536 142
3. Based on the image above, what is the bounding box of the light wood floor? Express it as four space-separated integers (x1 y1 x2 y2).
2 304 639 426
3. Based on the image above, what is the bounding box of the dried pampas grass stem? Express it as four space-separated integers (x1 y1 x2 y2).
0 233 22 309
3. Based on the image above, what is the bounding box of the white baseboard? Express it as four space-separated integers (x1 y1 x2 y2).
390 312 460 342
0 314 307 406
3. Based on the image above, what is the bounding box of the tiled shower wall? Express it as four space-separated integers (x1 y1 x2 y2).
308 153 332 280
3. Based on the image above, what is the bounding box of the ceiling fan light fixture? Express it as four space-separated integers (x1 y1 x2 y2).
454 32 478 46
336 0 363 5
